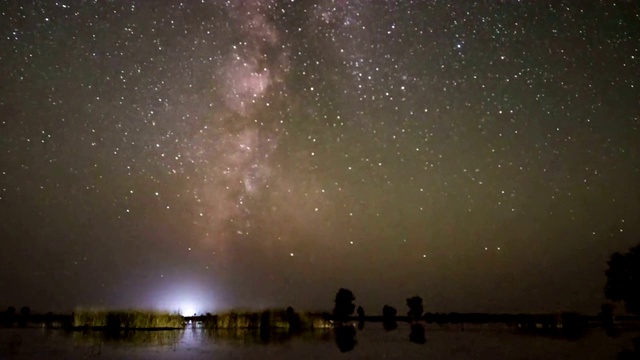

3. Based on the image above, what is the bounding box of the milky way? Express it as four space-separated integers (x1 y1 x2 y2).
0 1 639 313
186 0 290 247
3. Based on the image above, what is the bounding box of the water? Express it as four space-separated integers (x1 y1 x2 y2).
1 323 638 359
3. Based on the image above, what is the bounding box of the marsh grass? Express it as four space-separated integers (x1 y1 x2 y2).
297 312 334 329
73 309 184 329
71 308 332 330
201 309 332 330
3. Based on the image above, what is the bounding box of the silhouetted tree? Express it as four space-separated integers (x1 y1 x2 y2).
333 288 356 321
600 303 619 337
382 305 397 331
259 310 271 332
382 305 397 320
406 296 424 322
600 303 615 321
20 306 30 317
18 306 30 327
356 306 365 330
285 306 301 331
605 244 640 314
44 312 54 329
2 306 16 327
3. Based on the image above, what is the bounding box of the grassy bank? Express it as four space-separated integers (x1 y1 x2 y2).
72 309 184 329
194 309 333 330
70 309 332 330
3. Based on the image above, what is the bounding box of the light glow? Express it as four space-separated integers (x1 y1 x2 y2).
149 281 218 316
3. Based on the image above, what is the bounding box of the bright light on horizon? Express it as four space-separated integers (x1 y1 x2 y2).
149 281 219 316
179 304 198 317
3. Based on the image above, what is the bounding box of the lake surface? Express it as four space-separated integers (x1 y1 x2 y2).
1 323 638 359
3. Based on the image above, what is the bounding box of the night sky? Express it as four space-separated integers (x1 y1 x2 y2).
1 1 639 316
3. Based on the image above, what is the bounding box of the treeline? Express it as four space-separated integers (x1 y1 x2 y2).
0 306 72 328
4 285 639 331
330 288 426 323
327 288 640 332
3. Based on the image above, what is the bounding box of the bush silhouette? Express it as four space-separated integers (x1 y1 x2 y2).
406 296 424 322
333 288 356 321
382 305 397 320
605 243 640 314
18 306 30 327
20 306 30 317
382 305 398 331
2 307 16 327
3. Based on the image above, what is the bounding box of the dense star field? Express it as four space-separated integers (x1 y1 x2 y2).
0 1 638 315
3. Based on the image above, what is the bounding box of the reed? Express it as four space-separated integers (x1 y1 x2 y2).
200 309 332 330
73 309 184 329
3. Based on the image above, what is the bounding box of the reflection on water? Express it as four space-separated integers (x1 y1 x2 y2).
617 337 640 360
194 327 332 345
334 325 357 352
61 322 636 355
409 324 427 344
71 327 332 348
383 320 398 331
72 329 183 347
61 321 429 353
2 324 640 359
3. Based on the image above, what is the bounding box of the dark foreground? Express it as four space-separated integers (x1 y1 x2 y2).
1 323 639 360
